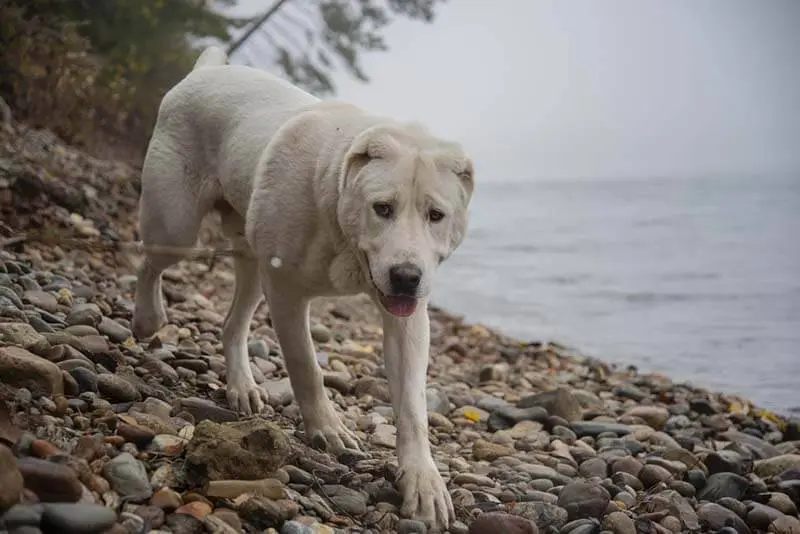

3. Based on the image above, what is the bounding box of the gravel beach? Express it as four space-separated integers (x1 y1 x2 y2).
1 116 799 534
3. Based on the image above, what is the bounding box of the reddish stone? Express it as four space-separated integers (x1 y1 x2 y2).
30 439 62 458
469 512 539 534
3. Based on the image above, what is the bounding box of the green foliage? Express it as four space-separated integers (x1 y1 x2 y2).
242 0 447 95
0 0 445 159
0 0 246 159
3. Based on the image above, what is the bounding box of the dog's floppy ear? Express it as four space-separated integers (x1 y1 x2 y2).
338 126 399 195
456 158 475 199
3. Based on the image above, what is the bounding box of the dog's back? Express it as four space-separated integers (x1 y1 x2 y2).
143 47 319 215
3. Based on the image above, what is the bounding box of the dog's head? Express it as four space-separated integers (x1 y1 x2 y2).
337 122 475 317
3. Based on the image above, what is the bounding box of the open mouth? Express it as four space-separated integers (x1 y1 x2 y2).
362 255 419 317
377 293 418 317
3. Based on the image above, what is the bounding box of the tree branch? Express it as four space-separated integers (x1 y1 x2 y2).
226 0 294 56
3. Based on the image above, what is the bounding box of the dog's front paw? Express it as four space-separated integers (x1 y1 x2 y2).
304 410 362 453
226 374 268 415
397 460 453 531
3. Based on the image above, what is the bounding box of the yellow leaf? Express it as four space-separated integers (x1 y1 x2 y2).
463 409 482 423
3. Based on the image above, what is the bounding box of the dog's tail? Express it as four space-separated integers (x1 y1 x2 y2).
193 46 228 71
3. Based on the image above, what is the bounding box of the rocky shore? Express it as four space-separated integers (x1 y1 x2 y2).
1 116 800 534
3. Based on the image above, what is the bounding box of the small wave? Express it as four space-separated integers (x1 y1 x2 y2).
583 290 740 304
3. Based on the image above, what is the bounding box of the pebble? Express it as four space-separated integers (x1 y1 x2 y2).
16 457 83 502
96 374 139 403
468 512 538 534
0 346 63 396
39 503 118 533
0 444 23 509
102 452 153 501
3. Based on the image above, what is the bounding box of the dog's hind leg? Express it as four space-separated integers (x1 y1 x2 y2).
219 209 268 415
132 145 208 339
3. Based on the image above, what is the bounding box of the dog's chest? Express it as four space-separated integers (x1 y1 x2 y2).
324 249 369 297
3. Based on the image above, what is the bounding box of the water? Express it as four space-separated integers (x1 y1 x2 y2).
432 175 800 414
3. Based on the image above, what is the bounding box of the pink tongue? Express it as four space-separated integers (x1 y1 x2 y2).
383 295 418 317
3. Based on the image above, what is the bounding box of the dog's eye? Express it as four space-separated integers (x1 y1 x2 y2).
428 209 445 223
373 202 394 219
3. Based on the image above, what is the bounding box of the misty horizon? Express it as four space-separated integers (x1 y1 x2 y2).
226 0 800 183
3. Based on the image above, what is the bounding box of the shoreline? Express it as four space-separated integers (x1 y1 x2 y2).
2 118 799 533
426 297 797 421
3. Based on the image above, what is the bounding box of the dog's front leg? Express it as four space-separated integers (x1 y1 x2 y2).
381 303 453 529
264 277 361 452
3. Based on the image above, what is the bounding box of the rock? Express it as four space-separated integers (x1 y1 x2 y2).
764 492 797 516
0 346 63 396
320 485 367 515
0 444 23 509
623 406 670 429
697 472 751 502
557 482 611 520
39 503 117 534
426 387 450 415
511 502 568 531
697 502 751 534
746 502 784 532
397 518 428 533
578 458 608 478
211 508 243 532
1 503 44 529
150 488 182 511
147 434 186 456
239 495 289 529
721 430 781 460
519 464 573 486
518 388 582 422
65 305 102 327
16 457 82 502
98 317 132 343
175 501 212 521
570 422 631 437
185 419 290 484
264 378 295 406
645 490 699 531
133 506 165 529
205 478 285 500
479 363 510 382
718 497 749 519
0 323 49 354
310 323 331 343
165 512 205 534
638 464 673 488
473 439 515 461
117 422 156 447
96 374 139 402
177 397 238 423
769 516 800 533
754 454 800 478
68 367 98 393
23 290 59 313
603 511 636 534
102 452 153 501
453 473 495 487
468 512 538 534
705 450 749 475
491 405 549 427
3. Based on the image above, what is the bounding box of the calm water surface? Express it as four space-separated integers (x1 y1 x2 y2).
432 176 800 414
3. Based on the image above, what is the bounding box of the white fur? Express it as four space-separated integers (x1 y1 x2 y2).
132 46 475 529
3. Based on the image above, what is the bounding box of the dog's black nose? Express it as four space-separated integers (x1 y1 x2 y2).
389 263 422 296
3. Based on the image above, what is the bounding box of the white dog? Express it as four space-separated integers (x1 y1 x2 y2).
132 46 474 528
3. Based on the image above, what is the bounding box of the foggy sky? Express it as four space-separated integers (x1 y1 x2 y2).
233 1 800 182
